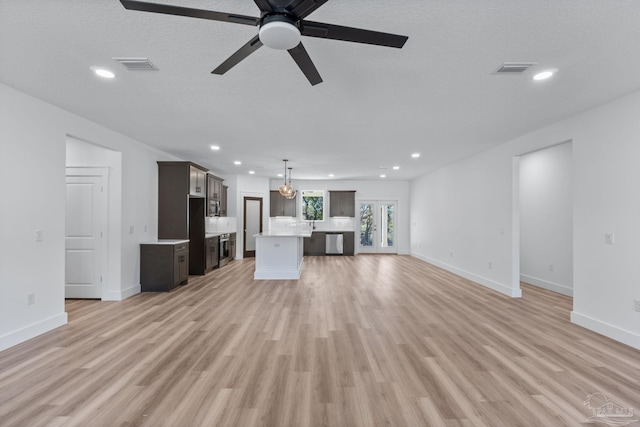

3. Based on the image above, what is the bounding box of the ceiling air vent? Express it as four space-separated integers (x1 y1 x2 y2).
493 62 537 75
113 57 159 71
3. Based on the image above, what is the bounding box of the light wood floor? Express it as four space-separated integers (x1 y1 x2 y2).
1 256 639 426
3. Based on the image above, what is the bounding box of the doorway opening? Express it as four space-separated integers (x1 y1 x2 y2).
243 197 263 258
516 141 573 298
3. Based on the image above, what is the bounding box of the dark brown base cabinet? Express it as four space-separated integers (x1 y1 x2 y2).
303 232 355 256
304 232 326 256
343 232 355 256
140 242 189 292
205 236 219 272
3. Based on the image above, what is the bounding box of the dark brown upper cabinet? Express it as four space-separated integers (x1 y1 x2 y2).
329 191 356 217
270 190 297 217
189 165 207 197
207 174 225 217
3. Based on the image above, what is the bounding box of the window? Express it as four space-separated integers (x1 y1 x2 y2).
301 190 324 221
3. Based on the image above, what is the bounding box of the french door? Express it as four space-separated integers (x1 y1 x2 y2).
359 201 397 254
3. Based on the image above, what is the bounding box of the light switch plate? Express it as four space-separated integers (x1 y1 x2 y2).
605 232 614 245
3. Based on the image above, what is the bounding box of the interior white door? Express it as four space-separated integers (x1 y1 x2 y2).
65 169 108 298
358 201 397 254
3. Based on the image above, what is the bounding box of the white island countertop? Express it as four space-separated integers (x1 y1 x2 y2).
254 230 312 238
141 239 189 245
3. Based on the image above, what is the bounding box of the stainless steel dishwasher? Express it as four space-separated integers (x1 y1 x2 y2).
326 233 344 255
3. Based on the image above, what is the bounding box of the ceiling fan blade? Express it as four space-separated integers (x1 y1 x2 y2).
288 43 322 86
212 36 263 75
286 0 328 19
253 0 274 12
301 21 408 48
120 0 259 26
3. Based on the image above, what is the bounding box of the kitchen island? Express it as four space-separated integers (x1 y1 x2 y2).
254 230 313 280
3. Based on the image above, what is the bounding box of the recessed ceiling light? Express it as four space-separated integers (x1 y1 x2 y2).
411 153 420 158
533 68 558 81
328 174 334 177
249 170 255 175
392 166 400 170
234 161 241 165
210 145 220 151
380 174 386 178
277 173 283 177
90 66 115 79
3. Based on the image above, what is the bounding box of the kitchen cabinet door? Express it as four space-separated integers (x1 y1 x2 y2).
329 191 356 217
189 165 207 197
303 232 326 256
221 185 228 217
343 232 355 256
205 236 219 272
270 191 296 217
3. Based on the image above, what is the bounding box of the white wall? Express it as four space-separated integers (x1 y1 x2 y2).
410 89 640 349
269 179 411 255
519 142 573 296
0 83 178 351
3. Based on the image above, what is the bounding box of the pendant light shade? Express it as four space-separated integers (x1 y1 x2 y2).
278 159 293 197
285 167 296 199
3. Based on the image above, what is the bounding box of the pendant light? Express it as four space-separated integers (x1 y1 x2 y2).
285 167 297 199
278 159 293 196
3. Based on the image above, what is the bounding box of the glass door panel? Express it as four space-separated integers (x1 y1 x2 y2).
359 201 397 254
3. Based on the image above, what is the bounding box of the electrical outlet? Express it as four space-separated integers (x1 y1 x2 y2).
450 252 454 258
129 226 134 234
549 264 554 272
635 299 640 312
488 262 493 269
27 293 35 305
35 230 43 242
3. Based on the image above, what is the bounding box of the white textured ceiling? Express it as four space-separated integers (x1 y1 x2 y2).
2 1 640 180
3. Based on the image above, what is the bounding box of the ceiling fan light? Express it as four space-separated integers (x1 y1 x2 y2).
259 21 301 50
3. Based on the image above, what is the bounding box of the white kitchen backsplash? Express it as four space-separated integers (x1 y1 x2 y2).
206 216 237 233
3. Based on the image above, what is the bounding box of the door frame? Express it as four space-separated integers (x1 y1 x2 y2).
243 196 263 258
65 167 109 299
358 200 398 254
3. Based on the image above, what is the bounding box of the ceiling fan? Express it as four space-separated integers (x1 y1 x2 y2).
119 0 408 85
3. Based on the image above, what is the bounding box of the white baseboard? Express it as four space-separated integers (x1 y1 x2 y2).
520 274 572 296
254 266 302 280
0 312 68 352
104 284 141 301
411 252 522 298
571 311 640 351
